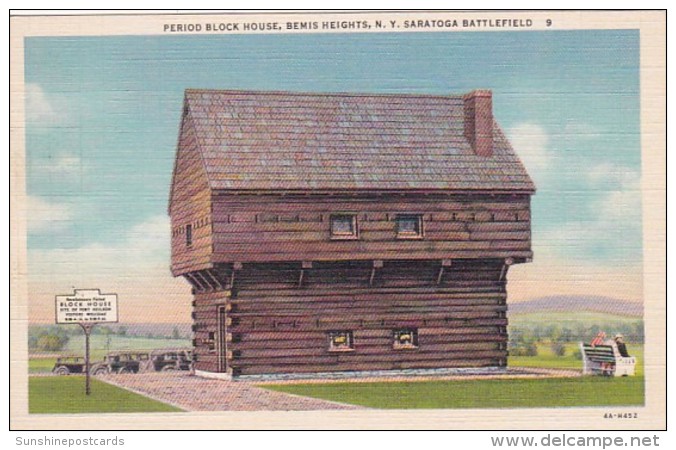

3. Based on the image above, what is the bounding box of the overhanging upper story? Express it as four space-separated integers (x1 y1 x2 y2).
169 89 535 277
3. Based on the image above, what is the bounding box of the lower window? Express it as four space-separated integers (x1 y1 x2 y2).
328 331 354 352
206 332 216 352
393 329 419 349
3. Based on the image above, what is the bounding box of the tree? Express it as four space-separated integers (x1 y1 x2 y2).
524 342 539 356
551 342 566 357
632 322 645 344
572 348 583 360
560 327 574 343
547 324 562 343
36 334 69 352
172 327 181 340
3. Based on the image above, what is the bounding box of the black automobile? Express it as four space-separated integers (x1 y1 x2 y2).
90 351 152 375
150 348 193 372
52 356 86 375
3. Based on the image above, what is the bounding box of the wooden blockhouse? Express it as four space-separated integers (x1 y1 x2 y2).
169 89 535 378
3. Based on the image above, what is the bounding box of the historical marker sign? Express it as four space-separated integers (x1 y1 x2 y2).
54 289 119 396
55 289 118 324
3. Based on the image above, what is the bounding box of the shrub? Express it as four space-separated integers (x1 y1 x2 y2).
551 342 567 357
509 342 539 357
35 334 69 352
524 342 539 356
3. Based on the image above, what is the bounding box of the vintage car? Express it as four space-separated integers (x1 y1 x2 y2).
90 351 152 375
52 356 87 375
150 348 193 372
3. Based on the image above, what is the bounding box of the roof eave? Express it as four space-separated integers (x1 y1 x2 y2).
211 188 536 197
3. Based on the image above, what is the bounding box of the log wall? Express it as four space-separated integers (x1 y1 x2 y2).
169 112 213 275
208 193 531 264
191 259 510 376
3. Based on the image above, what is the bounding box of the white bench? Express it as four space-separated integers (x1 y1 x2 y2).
579 342 636 377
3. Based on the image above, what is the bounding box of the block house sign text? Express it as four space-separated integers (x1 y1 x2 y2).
55 289 118 324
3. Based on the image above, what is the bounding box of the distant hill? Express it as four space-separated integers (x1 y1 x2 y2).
29 322 192 339
31 296 643 332
109 323 192 338
510 295 643 318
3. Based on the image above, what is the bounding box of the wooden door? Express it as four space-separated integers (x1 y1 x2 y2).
217 305 227 372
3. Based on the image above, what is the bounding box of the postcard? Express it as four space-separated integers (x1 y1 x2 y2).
9 10 665 430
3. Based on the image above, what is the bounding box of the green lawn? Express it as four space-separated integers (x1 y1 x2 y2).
264 376 644 409
509 343 644 376
29 376 182 413
29 357 58 374
263 341 645 409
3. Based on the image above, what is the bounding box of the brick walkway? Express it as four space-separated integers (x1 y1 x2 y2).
100 373 364 411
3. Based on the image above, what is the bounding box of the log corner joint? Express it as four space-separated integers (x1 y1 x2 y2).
499 257 514 282
437 259 452 285
298 261 313 287
370 260 384 286
230 262 243 289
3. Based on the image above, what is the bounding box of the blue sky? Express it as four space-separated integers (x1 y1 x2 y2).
24 30 642 321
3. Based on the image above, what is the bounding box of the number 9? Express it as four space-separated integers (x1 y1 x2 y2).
546 19 552 27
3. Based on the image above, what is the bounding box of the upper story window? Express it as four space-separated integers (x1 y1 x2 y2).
330 214 358 239
396 214 423 239
186 224 193 247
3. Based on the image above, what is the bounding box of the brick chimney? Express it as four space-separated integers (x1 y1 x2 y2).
463 90 493 157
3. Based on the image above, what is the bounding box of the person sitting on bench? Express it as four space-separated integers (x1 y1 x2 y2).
614 334 630 357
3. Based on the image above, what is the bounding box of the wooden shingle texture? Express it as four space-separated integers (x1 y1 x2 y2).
183 89 535 192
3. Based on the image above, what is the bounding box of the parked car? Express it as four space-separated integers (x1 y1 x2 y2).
90 351 152 375
52 356 86 375
150 348 193 372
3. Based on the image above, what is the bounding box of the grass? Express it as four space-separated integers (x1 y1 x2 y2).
509 343 644 376
264 376 645 409
29 357 58 374
29 376 182 413
263 342 645 409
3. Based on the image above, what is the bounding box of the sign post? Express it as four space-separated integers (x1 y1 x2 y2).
79 323 93 395
55 289 118 396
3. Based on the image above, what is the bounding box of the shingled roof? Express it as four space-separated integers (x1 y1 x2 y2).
180 89 535 192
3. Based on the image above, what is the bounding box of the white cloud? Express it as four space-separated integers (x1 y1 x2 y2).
28 215 192 323
598 189 642 222
29 215 171 276
505 126 643 303
126 215 172 257
25 83 68 126
562 121 602 139
507 123 550 185
586 164 641 222
586 163 641 189
36 153 82 176
26 196 72 232
535 164 642 264
528 166 643 300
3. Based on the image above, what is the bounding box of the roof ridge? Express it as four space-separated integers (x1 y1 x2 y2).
184 88 467 100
